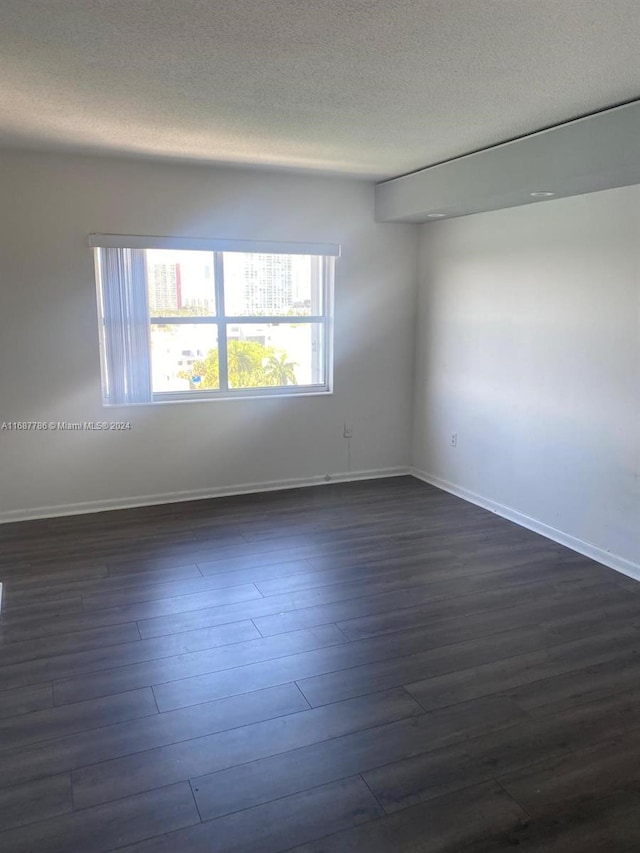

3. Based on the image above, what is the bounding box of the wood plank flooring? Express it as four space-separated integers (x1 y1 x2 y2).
1 476 639 852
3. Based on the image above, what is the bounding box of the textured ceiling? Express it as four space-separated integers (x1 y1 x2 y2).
1 0 640 178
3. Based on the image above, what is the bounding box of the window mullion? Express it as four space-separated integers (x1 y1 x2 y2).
214 252 228 392
223 316 323 324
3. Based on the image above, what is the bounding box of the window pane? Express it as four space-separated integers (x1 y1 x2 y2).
146 250 216 317
225 323 324 389
223 253 323 316
150 324 219 392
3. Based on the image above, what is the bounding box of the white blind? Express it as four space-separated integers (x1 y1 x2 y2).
98 248 152 405
89 234 341 257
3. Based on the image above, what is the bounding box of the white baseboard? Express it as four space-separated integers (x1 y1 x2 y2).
0 467 411 524
411 467 640 583
6 465 636 586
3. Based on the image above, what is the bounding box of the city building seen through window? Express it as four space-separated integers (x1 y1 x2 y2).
92 237 338 405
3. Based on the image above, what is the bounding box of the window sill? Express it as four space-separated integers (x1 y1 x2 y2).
102 388 333 407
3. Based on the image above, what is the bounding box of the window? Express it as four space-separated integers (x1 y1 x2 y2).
91 235 338 405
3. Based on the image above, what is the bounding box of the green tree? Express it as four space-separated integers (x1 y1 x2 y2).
185 349 220 389
227 340 270 387
263 352 298 386
180 339 298 390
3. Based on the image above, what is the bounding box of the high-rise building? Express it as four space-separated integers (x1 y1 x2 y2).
149 262 182 311
242 254 292 314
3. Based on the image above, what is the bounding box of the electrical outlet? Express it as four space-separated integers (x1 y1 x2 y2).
343 424 353 438
451 433 458 447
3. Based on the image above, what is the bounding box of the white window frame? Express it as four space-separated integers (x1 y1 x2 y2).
91 235 338 405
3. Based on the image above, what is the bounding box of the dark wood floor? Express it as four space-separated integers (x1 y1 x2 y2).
1 477 640 852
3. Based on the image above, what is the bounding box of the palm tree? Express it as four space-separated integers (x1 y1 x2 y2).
227 340 267 387
263 352 297 386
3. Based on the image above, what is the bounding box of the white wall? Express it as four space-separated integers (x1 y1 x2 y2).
413 185 640 573
0 151 417 519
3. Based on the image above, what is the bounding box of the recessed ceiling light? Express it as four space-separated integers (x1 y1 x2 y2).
427 213 446 218
530 191 555 198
